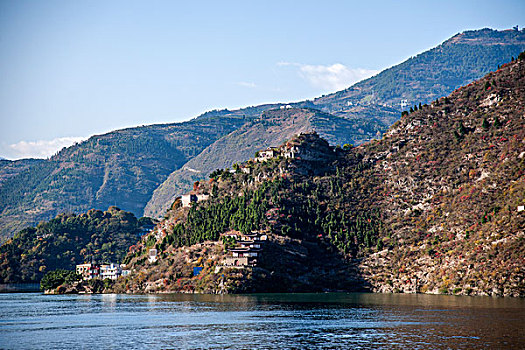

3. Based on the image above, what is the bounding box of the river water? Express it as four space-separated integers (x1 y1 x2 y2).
0 292 524 349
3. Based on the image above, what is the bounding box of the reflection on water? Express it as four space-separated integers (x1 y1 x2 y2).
0 292 524 349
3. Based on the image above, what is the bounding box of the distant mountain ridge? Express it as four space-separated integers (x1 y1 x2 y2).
0 117 243 240
144 28 525 218
306 28 525 116
1 27 525 240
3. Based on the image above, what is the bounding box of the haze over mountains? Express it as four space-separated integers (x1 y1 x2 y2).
1 28 524 241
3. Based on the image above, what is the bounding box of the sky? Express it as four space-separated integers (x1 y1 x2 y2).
1 0 524 160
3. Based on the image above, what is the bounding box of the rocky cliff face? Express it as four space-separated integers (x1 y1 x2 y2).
357 56 525 297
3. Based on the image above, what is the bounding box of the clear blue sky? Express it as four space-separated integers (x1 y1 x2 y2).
1 0 523 159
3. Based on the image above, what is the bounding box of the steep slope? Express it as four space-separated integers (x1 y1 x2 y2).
0 116 243 241
144 108 381 218
145 28 525 218
120 56 524 296
357 55 525 296
309 28 525 120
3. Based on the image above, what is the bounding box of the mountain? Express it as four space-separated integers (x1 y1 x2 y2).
0 207 145 284
357 54 525 296
144 28 525 218
307 28 525 116
118 55 524 296
0 158 45 185
1 28 525 240
0 117 243 241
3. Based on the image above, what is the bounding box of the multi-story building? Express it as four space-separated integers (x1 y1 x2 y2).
76 262 126 280
99 263 122 280
76 263 101 280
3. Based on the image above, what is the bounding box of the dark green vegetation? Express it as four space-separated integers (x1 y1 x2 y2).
1 28 524 243
164 181 279 248
0 207 143 283
40 269 81 291
125 56 525 296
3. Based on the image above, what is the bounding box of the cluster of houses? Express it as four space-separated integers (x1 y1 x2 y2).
222 231 268 267
75 263 130 280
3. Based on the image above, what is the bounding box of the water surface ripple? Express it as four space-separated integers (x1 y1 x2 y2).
0 292 524 349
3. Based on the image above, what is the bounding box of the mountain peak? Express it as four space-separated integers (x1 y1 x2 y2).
445 27 525 46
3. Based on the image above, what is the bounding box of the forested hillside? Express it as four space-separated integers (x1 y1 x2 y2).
144 108 382 218
0 116 242 241
0 207 144 283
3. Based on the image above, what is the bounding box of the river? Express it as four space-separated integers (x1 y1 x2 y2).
0 292 524 349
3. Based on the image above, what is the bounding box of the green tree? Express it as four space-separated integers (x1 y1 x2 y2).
40 269 81 290
482 118 490 130
493 117 502 128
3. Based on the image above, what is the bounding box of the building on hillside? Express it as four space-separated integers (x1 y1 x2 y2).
223 256 253 267
238 240 262 249
76 263 100 280
221 231 268 268
223 247 260 267
76 262 125 280
279 131 335 162
181 193 210 207
230 247 259 258
256 147 280 162
148 248 158 263
282 145 300 159
254 132 329 163
239 165 252 174
99 263 122 280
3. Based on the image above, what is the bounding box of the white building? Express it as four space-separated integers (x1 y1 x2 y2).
148 248 158 263
76 263 100 280
76 262 124 280
256 148 280 162
181 194 210 207
100 263 122 280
